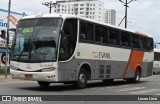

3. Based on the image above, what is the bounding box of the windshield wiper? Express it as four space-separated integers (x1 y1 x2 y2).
17 35 32 61
17 48 24 61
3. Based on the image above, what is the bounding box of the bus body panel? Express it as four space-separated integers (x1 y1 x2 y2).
57 42 153 82
10 61 59 82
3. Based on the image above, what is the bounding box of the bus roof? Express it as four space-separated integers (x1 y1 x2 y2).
21 14 153 38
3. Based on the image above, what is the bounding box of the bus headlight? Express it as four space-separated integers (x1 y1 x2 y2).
10 66 18 71
41 67 56 72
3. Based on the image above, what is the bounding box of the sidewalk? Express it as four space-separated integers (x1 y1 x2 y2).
0 75 20 82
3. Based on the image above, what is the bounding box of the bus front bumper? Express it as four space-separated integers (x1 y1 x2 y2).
10 69 57 82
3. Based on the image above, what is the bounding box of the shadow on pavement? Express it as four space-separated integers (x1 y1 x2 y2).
17 80 148 92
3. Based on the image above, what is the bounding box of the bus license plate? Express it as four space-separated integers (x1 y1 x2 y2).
25 74 33 78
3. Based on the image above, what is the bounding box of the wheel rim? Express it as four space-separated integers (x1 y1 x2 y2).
79 73 86 86
136 71 140 82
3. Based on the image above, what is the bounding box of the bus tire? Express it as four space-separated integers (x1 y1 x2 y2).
73 68 87 89
127 68 141 83
37 81 50 87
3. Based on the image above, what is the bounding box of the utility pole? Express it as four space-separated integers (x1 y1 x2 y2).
42 1 60 14
5 0 11 78
119 0 137 28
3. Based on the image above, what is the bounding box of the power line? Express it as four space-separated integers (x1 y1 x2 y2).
42 1 60 14
118 0 137 29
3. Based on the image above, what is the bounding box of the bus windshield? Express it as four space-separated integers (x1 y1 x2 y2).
11 18 62 62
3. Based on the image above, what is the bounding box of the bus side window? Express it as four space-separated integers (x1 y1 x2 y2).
109 28 120 45
80 22 87 40
121 31 130 47
130 34 140 49
95 25 105 43
140 36 147 50
79 21 94 41
80 33 86 40
147 38 153 51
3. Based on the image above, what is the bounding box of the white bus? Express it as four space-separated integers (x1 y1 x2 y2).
153 48 160 74
9 14 154 89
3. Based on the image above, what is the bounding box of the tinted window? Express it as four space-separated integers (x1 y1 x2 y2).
59 19 77 61
109 28 120 45
147 38 154 51
140 36 147 50
154 52 160 61
131 34 140 49
95 25 106 43
80 21 93 41
121 31 130 47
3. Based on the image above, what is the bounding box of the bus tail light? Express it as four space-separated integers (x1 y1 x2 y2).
41 67 56 72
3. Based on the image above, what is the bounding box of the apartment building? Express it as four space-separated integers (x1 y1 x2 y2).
104 9 116 25
52 0 116 25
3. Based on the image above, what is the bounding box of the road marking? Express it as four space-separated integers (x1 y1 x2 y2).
130 89 160 94
105 85 129 89
115 87 146 92
90 85 129 90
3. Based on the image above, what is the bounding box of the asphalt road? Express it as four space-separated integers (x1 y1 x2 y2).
0 75 160 104
0 75 160 95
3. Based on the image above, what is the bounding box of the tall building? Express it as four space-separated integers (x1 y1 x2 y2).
52 0 116 25
104 9 116 25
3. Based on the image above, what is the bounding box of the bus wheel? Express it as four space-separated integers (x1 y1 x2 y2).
37 81 50 87
73 68 87 89
127 69 141 83
102 79 114 83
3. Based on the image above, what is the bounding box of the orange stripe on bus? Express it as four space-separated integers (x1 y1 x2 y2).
123 50 144 78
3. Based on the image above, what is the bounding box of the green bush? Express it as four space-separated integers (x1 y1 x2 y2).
0 68 10 75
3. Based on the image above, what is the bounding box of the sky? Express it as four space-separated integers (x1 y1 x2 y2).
0 0 160 42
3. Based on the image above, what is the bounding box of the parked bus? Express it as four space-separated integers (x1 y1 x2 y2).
9 14 154 88
153 48 160 74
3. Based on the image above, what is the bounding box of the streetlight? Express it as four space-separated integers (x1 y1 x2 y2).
119 0 137 28
42 1 60 14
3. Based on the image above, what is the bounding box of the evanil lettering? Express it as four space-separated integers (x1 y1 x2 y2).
99 52 111 59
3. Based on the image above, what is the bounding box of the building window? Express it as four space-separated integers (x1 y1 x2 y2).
80 8 84 10
80 12 84 14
